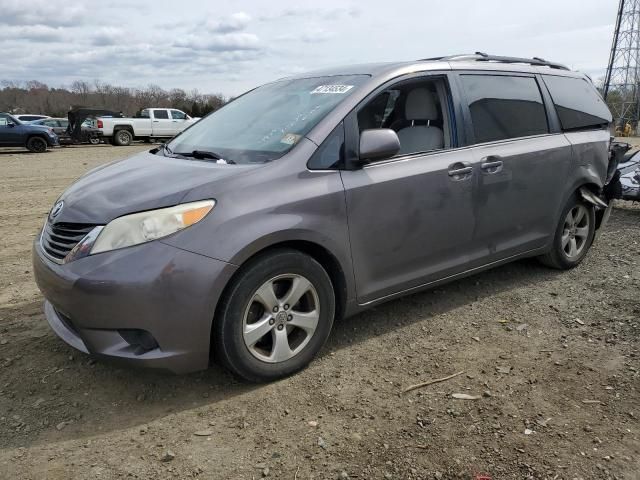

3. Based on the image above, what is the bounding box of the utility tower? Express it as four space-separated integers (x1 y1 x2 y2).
604 0 640 130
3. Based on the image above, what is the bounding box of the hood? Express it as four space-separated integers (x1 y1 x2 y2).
52 150 258 224
25 124 52 133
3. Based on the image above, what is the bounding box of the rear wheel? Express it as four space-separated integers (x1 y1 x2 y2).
113 129 132 146
88 136 100 145
26 136 48 153
214 249 335 382
538 195 595 269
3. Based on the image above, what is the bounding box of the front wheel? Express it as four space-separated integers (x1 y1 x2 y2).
538 195 595 269
214 249 335 382
26 136 48 153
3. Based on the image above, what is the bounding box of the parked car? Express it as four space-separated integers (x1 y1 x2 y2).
33 54 614 382
606 142 640 202
16 114 50 122
94 108 198 146
617 153 640 201
0 113 59 152
30 117 100 145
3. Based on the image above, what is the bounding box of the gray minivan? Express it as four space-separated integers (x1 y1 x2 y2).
33 54 614 382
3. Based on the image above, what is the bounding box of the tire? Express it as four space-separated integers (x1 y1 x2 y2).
113 129 133 146
26 136 48 153
214 249 335 382
538 194 596 270
88 136 100 145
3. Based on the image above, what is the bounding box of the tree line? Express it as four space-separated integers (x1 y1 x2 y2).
0 80 228 118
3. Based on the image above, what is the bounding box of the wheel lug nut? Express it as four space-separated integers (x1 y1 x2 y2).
272 306 279 313
277 324 284 330
269 318 275 325
287 315 292 321
284 304 289 310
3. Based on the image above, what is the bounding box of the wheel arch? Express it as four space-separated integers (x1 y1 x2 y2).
210 239 350 358
113 125 134 133
214 239 349 322
26 133 49 142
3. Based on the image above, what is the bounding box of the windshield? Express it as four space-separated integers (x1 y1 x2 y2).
165 75 368 164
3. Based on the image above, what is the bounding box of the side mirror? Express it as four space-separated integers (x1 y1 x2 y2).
7 122 16 127
359 129 400 163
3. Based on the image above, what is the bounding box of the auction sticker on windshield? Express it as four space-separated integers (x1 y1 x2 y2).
311 85 354 94
280 133 301 145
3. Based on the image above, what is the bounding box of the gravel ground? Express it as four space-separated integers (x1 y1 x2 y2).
0 144 638 479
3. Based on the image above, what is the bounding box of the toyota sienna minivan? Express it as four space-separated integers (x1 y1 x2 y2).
33 53 614 382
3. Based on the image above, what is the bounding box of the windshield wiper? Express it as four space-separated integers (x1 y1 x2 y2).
173 150 235 164
160 142 173 156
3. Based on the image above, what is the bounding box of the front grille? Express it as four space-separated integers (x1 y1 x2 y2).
41 222 95 262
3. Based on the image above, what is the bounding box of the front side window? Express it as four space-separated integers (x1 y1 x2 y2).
461 75 548 143
154 110 169 119
308 123 344 170
171 110 187 120
166 75 368 164
356 77 450 156
543 75 612 131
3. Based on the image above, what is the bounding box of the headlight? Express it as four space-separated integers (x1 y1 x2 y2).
62 200 215 262
91 200 215 254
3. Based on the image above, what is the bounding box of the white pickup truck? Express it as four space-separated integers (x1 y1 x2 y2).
95 108 199 146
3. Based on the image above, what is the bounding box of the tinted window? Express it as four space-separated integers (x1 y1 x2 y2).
171 110 187 120
461 75 548 143
543 75 612 131
308 123 344 169
154 110 169 119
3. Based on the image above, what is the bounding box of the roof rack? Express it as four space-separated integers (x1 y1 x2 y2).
420 52 570 71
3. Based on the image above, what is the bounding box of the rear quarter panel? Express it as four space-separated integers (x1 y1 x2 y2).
563 129 610 190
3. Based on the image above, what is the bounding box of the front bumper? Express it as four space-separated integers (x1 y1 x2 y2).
33 238 237 373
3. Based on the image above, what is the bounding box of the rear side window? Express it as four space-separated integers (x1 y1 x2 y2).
543 75 612 131
153 110 169 119
461 75 548 143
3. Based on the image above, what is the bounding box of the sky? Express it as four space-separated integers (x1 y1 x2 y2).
0 0 617 96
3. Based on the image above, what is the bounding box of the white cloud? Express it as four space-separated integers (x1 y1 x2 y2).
0 0 87 26
205 12 252 33
0 0 616 96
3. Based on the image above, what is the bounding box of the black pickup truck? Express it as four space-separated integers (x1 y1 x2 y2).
0 113 59 152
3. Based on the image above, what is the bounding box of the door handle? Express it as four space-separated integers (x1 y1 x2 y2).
480 156 503 174
448 162 473 180
153 120 160 123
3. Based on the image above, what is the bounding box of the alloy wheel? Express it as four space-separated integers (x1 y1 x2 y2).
242 274 320 363
561 204 590 260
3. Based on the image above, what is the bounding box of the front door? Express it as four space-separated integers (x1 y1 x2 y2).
458 73 573 263
0 114 21 145
340 74 480 304
170 109 189 136
151 109 174 137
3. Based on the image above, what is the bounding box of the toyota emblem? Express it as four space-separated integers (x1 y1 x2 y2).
50 201 64 219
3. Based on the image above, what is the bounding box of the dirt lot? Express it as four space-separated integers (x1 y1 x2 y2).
0 144 638 480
